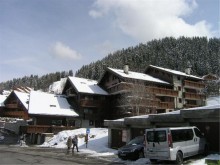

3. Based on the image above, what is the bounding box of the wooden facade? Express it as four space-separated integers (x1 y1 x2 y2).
145 65 206 109
3 91 29 120
98 66 206 119
62 77 108 127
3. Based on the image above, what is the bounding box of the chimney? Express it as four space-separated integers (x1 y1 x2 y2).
185 68 191 75
124 64 129 74
185 61 192 75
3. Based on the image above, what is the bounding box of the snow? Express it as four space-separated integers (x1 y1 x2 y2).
48 78 67 94
207 96 220 105
108 67 169 84
38 128 220 165
14 91 29 109
28 91 78 117
0 95 7 106
68 76 109 95
148 65 202 80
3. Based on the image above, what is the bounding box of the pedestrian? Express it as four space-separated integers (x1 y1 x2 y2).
66 136 72 150
72 135 79 152
85 134 88 148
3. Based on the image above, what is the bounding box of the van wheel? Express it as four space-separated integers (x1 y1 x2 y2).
175 151 183 165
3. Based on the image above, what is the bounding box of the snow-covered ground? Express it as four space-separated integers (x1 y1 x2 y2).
39 128 220 165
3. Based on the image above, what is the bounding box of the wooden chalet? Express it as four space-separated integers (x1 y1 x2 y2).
62 76 109 128
145 65 206 109
98 65 175 119
23 91 79 144
2 91 29 120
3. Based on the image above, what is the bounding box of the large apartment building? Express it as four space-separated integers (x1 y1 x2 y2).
145 65 206 109
98 65 206 119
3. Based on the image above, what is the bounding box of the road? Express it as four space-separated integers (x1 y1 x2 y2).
0 145 122 165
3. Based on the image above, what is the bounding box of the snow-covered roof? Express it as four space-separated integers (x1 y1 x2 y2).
107 67 169 84
14 91 29 110
182 104 220 111
28 91 78 117
68 77 108 95
147 65 202 80
49 78 67 94
0 95 7 107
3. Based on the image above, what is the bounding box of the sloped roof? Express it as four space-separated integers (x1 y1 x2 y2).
68 76 108 95
28 91 78 117
107 67 169 84
14 91 29 110
146 65 202 80
0 95 7 107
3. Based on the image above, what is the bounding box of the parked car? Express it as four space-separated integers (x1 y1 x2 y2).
118 136 145 160
145 126 208 164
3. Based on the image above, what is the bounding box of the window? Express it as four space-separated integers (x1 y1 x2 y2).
179 98 182 103
178 86 181 91
51 120 62 126
194 128 203 138
171 129 193 142
147 130 166 142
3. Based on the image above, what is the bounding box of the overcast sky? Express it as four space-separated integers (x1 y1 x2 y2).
0 0 219 82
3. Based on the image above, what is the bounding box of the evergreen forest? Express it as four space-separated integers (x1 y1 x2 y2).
0 36 219 92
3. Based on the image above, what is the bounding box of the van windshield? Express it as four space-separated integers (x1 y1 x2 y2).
147 130 166 142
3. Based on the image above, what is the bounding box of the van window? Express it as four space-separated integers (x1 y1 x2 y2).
147 130 166 142
194 128 203 138
171 129 193 142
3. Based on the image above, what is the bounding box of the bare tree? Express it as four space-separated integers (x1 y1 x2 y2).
117 79 156 116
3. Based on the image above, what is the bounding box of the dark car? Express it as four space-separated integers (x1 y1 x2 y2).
118 136 145 160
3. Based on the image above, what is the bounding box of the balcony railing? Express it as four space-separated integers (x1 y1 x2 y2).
184 92 206 100
107 82 178 97
5 103 19 109
184 80 205 89
107 82 132 94
3 111 28 119
22 125 77 134
80 99 105 107
147 87 178 97
158 102 175 109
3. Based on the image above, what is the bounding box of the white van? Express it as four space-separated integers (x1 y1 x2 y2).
145 126 208 164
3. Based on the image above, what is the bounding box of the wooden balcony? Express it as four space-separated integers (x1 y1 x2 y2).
108 82 178 97
115 99 160 108
184 92 206 100
3 111 28 119
80 99 104 107
184 80 205 89
147 87 178 97
158 102 175 109
22 125 76 134
107 82 132 94
5 103 19 109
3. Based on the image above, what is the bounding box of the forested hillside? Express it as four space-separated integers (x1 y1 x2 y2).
0 70 73 92
76 37 220 80
1 37 219 92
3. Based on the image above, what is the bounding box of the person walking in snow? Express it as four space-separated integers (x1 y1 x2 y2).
72 135 79 152
66 136 72 150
